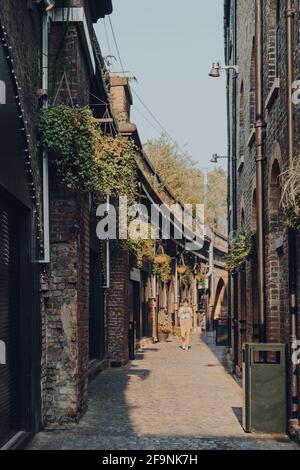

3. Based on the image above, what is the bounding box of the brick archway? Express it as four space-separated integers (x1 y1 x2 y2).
266 143 284 343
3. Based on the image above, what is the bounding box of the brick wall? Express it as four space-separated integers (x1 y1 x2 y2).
227 0 300 366
42 3 94 424
106 249 130 365
42 178 90 423
227 0 300 410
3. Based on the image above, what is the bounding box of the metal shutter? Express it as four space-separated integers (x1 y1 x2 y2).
0 197 19 445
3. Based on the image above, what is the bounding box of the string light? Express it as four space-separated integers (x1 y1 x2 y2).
1 22 43 252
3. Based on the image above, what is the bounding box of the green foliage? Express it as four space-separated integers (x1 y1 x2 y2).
153 255 172 283
123 222 154 268
280 159 300 230
158 311 172 334
181 267 193 287
225 230 256 273
144 134 227 233
38 105 137 202
196 272 207 289
284 196 300 230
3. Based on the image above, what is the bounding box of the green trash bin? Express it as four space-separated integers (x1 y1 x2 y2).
243 343 287 434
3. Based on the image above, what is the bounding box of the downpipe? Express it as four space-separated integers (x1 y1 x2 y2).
286 0 300 437
37 12 50 264
255 0 266 343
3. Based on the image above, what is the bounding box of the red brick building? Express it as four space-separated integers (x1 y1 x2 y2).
225 0 300 439
0 0 228 449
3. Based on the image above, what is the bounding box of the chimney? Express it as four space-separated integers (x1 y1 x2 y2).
110 76 137 134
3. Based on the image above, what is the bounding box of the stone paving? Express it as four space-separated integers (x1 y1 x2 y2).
27 332 299 450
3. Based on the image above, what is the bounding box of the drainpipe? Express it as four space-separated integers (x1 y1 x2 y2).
232 0 239 368
286 0 299 436
38 12 50 263
225 10 232 349
255 0 265 342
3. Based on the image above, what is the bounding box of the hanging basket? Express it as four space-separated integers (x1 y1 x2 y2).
177 254 187 275
177 265 187 275
154 244 168 265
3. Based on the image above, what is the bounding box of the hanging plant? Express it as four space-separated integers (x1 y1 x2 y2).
38 105 137 203
280 158 300 230
153 255 172 283
177 254 187 275
154 244 169 265
225 230 256 273
123 222 154 268
181 267 192 287
196 272 207 289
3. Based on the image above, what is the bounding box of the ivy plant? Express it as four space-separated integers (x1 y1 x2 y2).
153 256 172 283
225 230 256 273
38 105 137 203
123 222 154 268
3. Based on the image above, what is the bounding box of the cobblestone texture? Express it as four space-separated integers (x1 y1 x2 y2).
27 332 299 450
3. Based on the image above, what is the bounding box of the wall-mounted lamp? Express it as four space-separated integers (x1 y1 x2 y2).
209 62 239 78
210 153 228 164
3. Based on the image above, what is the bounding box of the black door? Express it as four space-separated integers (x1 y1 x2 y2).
0 196 20 445
132 281 141 340
89 248 105 361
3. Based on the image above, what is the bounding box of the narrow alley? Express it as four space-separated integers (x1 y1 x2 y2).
28 334 298 451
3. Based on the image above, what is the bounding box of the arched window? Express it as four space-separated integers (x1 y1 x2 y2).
269 159 282 225
241 208 245 230
0 80 6 104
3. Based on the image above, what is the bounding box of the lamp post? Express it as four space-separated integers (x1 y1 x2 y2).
209 62 239 79
210 154 229 164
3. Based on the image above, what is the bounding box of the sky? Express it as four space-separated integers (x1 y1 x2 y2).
94 0 227 171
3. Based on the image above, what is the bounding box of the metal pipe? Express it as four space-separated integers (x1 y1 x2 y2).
255 0 266 342
232 0 239 367
38 13 50 263
286 0 299 435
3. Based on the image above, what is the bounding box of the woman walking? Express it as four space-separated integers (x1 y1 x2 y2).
178 298 193 350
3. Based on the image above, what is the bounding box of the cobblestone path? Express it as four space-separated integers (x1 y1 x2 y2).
28 332 299 450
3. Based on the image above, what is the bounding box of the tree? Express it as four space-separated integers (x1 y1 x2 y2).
144 135 227 234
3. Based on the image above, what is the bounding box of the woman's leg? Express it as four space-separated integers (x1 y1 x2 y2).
186 321 192 349
180 320 187 347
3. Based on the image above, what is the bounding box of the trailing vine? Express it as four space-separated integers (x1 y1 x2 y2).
38 105 137 203
153 256 172 283
225 230 256 273
280 158 300 230
181 267 192 287
196 272 207 289
123 222 154 268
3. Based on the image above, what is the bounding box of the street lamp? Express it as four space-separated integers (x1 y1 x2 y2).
210 154 228 164
209 62 239 78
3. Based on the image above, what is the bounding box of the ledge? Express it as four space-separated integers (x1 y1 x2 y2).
265 78 280 112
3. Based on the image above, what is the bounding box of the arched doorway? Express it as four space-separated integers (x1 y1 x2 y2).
213 278 227 320
251 189 260 342
267 152 284 342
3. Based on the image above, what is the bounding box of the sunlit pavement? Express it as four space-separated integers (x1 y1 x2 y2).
27 332 299 450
